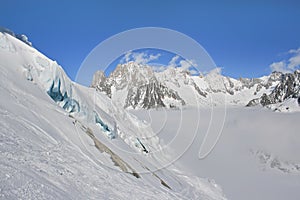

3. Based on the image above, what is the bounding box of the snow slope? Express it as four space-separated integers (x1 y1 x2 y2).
0 31 226 199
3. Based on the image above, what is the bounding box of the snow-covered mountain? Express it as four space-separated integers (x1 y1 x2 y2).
92 63 185 109
92 63 299 111
247 70 300 112
0 30 227 199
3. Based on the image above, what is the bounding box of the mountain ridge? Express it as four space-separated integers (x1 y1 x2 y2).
92 62 300 111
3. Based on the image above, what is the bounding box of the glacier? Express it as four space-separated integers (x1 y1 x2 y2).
0 30 227 199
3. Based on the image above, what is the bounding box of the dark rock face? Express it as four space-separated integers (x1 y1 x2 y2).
91 63 186 109
260 93 273 106
91 70 112 98
247 70 300 107
125 81 185 109
246 98 260 107
192 82 207 97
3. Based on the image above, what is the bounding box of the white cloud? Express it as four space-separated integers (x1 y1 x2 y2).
179 60 192 70
270 48 300 73
119 51 161 65
167 55 198 68
164 55 199 75
120 53 200 75
287 53 300 70
168 55 180 68
270 61 291 73
121 51 132 63
189 69 199 75
179 59 198 73
149 54 161 61
208 67 222 75
151 64 168 72
288 48 300 54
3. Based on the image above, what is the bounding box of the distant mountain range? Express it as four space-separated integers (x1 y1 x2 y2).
92 62 300 112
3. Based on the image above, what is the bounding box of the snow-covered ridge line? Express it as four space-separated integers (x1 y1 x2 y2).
92 62 300 111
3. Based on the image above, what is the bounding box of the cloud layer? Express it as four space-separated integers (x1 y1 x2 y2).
270 48 300 73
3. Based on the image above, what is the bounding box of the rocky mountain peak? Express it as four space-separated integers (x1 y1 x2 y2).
247 70 300 108
91 62 185 109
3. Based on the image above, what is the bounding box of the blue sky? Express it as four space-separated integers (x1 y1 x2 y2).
1 0 300 82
